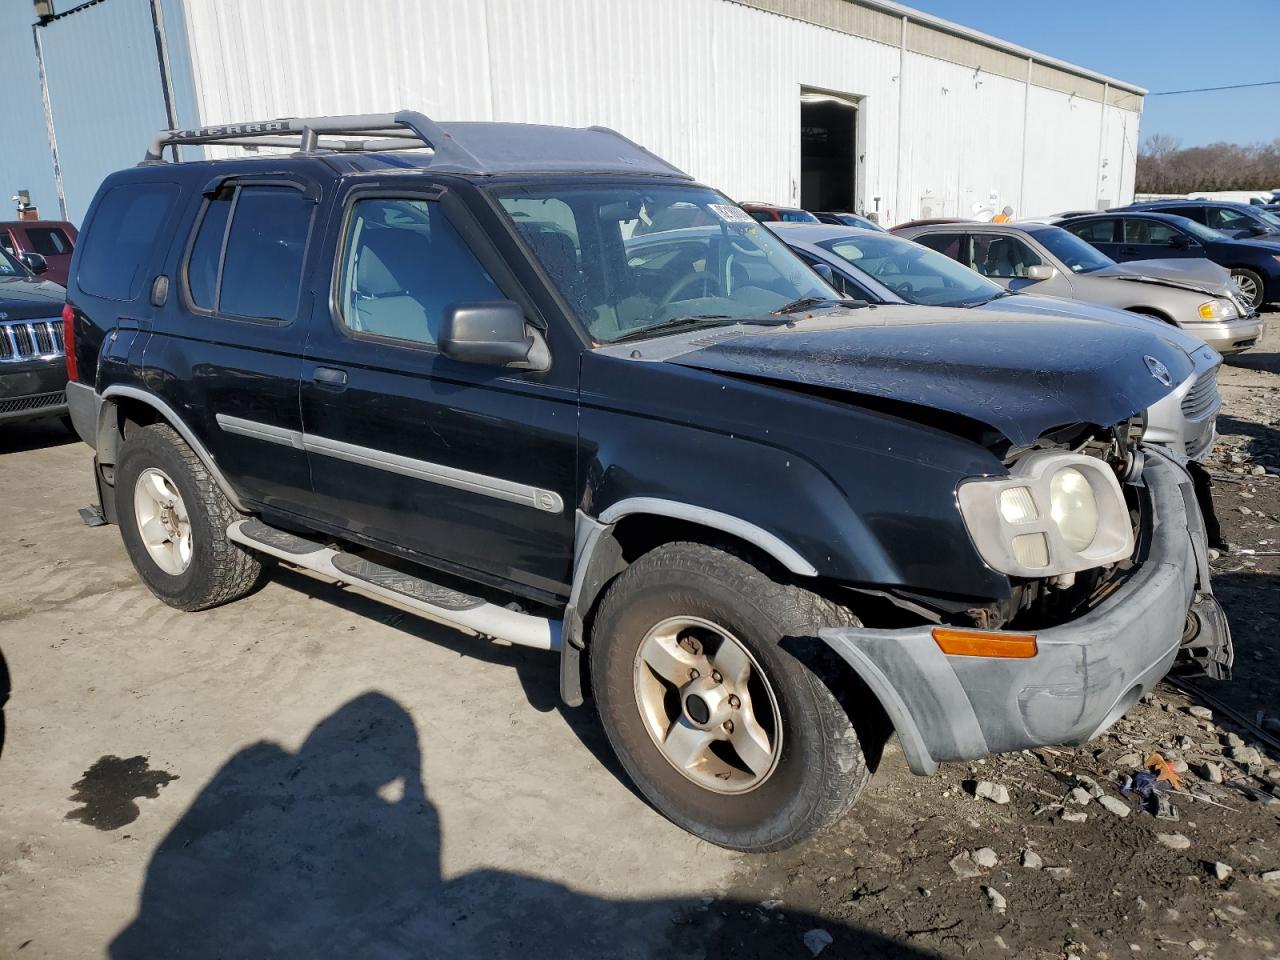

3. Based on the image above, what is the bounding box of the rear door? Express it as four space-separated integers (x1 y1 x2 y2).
144 174 318 516
1117 217 1203 262
1063 217 1122 260
299 180 578 599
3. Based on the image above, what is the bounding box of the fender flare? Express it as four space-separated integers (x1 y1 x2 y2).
99 385 249 512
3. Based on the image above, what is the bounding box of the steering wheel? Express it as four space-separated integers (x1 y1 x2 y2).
896 280 915 296
660 270 722 307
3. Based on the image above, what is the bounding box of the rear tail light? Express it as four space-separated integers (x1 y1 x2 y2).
62 302 79 382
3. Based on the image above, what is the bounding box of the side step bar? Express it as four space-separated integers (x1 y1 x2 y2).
228 519 561 651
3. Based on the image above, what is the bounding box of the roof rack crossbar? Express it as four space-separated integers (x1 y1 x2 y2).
142 110 482 167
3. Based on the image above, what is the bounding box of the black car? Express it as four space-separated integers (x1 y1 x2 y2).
1061 210 1280 309
63 111 1227 852
1120 199 1280 242
811 211 886 232
0 244 69 427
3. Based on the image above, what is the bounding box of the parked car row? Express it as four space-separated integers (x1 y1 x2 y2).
0 242 71 427
48 112 1234 855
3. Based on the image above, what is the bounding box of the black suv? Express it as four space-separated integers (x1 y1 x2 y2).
1 244 68 427
64 112 1230 851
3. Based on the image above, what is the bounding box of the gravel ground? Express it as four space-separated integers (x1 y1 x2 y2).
667 313 1280 960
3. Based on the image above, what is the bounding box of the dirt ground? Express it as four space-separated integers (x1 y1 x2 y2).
1 316 1278 960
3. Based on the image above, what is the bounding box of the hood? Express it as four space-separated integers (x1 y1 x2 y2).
979 293 1206 357
0 275 66 320
661 307 1191 446
1089 258 1235 295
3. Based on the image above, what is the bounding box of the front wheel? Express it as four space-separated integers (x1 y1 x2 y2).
1230 268 1265 310
589 542 872 852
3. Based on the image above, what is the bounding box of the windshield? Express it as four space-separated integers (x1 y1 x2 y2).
1255 208 1280 229
496 185 834 343
1029 226 1115 273
0 247 26 278
816 232 1003 306
1173 217 1231 243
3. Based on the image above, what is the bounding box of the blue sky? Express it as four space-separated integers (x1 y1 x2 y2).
904 0 1279 149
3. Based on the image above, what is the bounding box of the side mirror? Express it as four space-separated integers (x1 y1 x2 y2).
19 251 47 275
1168 234 1193 249
812 262 836 285
1026 264 1056 282
439 301 549 371
1247 223 1268 237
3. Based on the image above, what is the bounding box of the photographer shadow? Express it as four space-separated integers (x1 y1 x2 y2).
109 691 930 960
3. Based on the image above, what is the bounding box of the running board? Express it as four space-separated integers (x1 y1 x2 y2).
227 518 561 651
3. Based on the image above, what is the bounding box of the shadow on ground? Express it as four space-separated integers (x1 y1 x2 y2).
0 418 76 456
108 692 928 960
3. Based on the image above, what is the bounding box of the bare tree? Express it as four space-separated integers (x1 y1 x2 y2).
1137 135 1280 193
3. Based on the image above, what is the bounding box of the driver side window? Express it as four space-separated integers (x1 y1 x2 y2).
337 198 502 346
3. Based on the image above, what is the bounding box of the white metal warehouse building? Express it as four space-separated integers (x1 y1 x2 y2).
0 0 1146 227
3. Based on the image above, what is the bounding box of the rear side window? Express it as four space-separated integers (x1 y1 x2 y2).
24 226 74 256
1066 219 1116 243
1123 219 1178 246
185 184 314 321
78 182 179 300
914 232 965 261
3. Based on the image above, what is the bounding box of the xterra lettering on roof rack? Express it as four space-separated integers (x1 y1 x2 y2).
142 109 693 180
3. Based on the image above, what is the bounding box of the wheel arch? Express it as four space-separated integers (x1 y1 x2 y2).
98 386 249 513
1125 305 1176 325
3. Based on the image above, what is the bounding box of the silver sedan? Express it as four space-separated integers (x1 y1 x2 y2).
891 221 1262 356
770 222 1222 462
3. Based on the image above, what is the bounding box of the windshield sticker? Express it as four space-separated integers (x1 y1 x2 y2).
709 204 756 224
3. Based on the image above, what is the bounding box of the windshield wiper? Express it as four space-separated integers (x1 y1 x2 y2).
610 314 736 344
771 296 867 315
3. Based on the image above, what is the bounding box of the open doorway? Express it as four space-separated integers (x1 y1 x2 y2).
800 90 859 214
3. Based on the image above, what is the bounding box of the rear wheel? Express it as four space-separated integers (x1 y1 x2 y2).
1230 267 1265 310
590 541 872 851
115 423 266 611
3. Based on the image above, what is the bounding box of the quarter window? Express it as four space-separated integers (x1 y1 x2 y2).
184 184 313 320
79 182 179 300
24 227 74 256
914 233 965 261
1066 219 1116 243
336 197 503 346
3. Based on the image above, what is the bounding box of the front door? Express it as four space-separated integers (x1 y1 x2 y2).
1116 217 1203 262
299 183 578 599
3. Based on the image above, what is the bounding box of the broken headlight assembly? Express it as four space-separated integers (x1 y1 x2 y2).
957 451 1134 578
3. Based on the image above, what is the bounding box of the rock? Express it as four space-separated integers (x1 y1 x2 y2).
1208 548 1221 561
973 847 998 869
1207 861 1233 881
1188 940 1207 952
1260 869 1280 883
1067 787 1093 805
984 886 1007 914
1170 758 1189 774
1240 506 1253 516
1098 795 1131 817
949 851 981 879
1156 833 1191 851
758 899 784 910
1185 705 1213 721
1021 848 1044 869
1045 866 1073 879
1195 761 1224 784
803 928 833 957
975 781 1011 805
1074 774 1105 798
1228 746 1263 766
1223 732 1245 749
1061 809 1088 823
1251 464 1267 476
1266 768 1280 783
1116 752 1142 768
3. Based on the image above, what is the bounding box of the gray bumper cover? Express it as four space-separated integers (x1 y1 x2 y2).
821 453 1219 775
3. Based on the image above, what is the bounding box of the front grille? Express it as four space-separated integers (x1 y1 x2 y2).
0 390 65 415
1181 368 1221 421
0 319 64 363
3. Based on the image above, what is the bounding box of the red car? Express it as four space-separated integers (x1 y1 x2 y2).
738 202 819 224
0 220 78 287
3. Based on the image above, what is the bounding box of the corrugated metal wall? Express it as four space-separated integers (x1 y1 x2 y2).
173 0 1139 224
38 0 172 223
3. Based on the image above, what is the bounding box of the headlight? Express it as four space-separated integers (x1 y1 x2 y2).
957 452 1134 577
1049 467 1098 550
1197 299 1238 321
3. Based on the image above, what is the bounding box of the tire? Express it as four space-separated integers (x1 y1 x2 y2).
1229 267 1265 310
589 541 872 852
115 422 266 611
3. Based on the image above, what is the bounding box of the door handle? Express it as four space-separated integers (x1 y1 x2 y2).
313 366 348 390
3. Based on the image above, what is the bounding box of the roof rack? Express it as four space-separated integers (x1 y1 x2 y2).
143 110 481 167
142 110 693 180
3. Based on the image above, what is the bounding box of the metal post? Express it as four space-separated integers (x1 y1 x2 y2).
149 0 181 160
893 14 907 225
31 22 67 222
1017 56 1032 216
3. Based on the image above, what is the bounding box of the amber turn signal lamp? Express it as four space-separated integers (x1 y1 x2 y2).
932 628 1038 659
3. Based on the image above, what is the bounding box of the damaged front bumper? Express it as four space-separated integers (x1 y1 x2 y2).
821 452 1232 776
